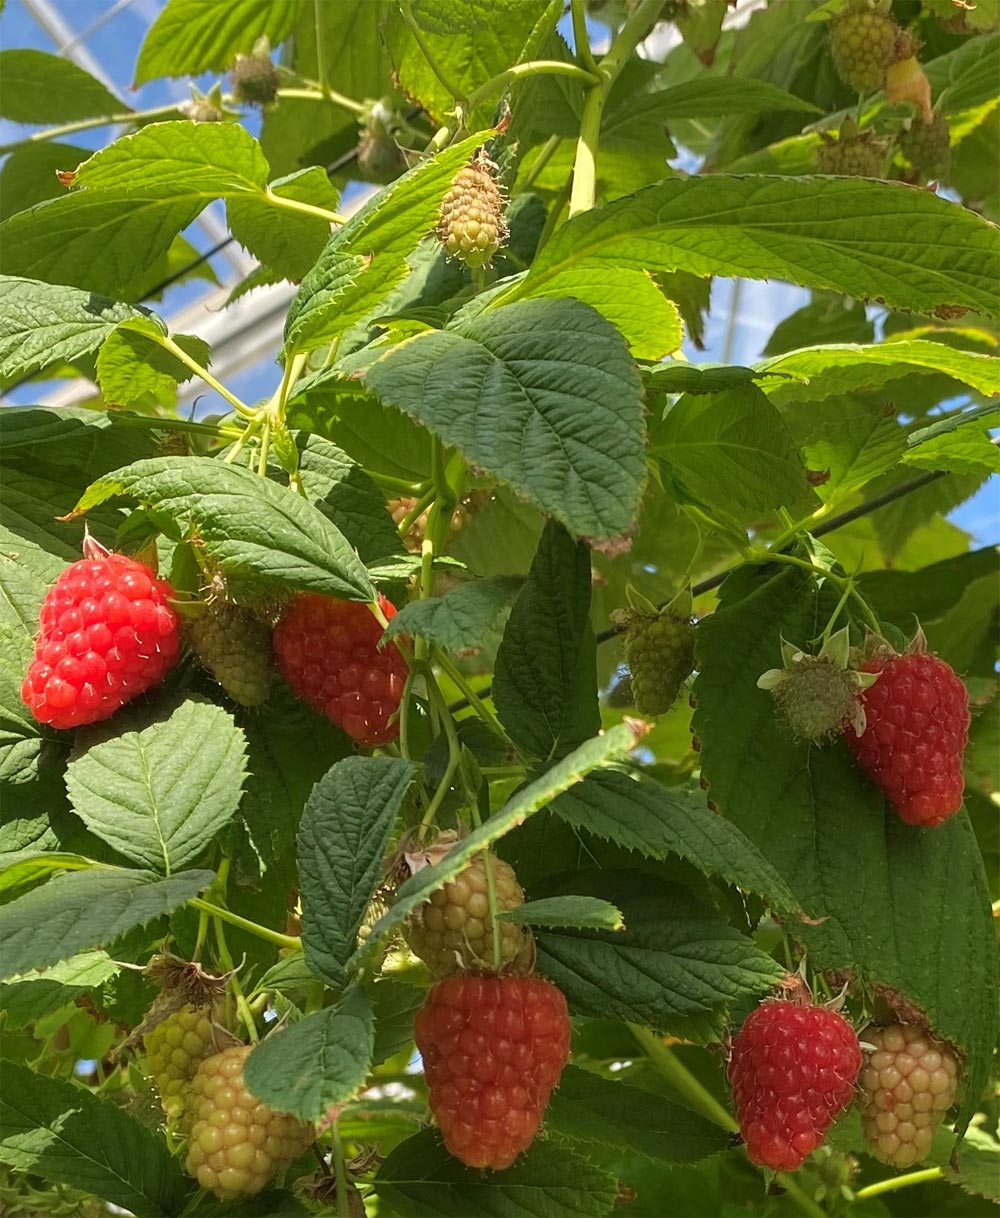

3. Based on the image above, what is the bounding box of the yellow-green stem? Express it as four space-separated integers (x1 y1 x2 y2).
275 87 364 115
0 101 183 153
212 917 258 1044
398 0 466 103
331 1124 351 1218
854 1166 944 1200
188 898 301 951
571 0 600 76
465 60 599 111
256 419 272 477
521 135 562 190
434 646 506 739
419 664 462 834
265 188 346 225
152 334 256 419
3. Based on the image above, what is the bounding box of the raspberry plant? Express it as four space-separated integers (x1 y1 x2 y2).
0 2 997 1216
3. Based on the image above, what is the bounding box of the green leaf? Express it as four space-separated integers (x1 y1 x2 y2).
759 340 1000 404
645 362 762 396
227 167 340 280
243 987 374 1122
283 131 491 354
134 0 304 85
535 871 782 1041
0 191 202 295
0 853 92 896
691 562 999 1128
375 1129 618 1218
652 384 806 515
95 319 210 409
0 50 125 123
903 428 1000 475
0 276 148 382
240 685 351 871
631 76 820 120
505 177 1000 319
73 455 375 601
363 299 646 543
298 756 418 987
64 698 247 874
0 466 121 561
799 399 906 504
73 120 269 197
0 867 214 981
0 1060 190 1217
383 576 521 653
499 896 624 931
494 522 600 760
550 769 800 914
352 723 638 972
0 951 118 1028
547 1065 728 1163
518 266 683 361
292 432 404 565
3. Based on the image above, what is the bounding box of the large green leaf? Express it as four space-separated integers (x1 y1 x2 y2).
362 299 645 543
73 456 374 601
493 522 600 760
134 0 304 85
0 1060 190 1217
383 576 521 653
95 320 209 410
0 50 124 123
0 276 148 383
0 951 118 1028
691 562 999 1127
550 769 799 914
283 131 490 354
64 698 247 874
298 756 418 987
375 1130 618 1217
759 339 1000 404
0 867 214 980
243 987 374 1122
547 1065 728 1163
352 724 638 971
0 143 92 223
227 167 341 280
535 871 782 1041
504 177 1000 318
652 383 806 514
798 399 906 505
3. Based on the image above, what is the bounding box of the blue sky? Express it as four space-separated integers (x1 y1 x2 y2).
2 0 996 546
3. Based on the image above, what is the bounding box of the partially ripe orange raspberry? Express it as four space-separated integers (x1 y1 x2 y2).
858 1023 959 1167
437 152 507 269
404 852 534 977
184 1045 313 1200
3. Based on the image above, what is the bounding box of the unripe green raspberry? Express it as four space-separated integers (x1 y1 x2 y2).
817 120 890 177
828 0 898 94
404 851 535 977
185 1045 314 1200
858 1023 959 1168
619 609 695 717
759 629 877 744
899 112 951 180
230 54 280 106
436 153 508 269
190 603 272 707
143 1004 216 1123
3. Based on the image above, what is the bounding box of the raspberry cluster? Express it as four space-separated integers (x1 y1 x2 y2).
184 1045 313 1200
858 1023 959 1168
272 593 407 746
437 154 508 269
620 609 695 716
816 122 889 177
21 553 181 730
845 651 969 827
405 853 534 977
414 975 570 1170
899 112 951 180
143 1004 216 1123
190 603 272 707
230 54 279 105
728 1000 862 1172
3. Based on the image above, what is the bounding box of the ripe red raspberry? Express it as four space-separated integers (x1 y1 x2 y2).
857 1023 959 1168
845 651 969 827
272 593 407 746
404 851 535 978
21 552 180 730
143 1004 217 1123
728 1000 862 1172
184 1045 313 1200
414 975 571 1170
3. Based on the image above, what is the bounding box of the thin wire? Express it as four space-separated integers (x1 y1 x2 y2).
60 0 139 56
